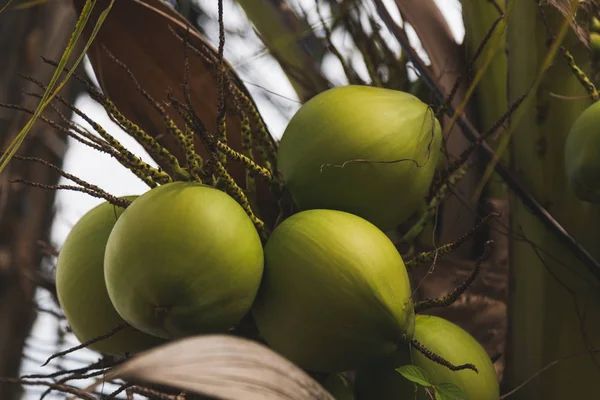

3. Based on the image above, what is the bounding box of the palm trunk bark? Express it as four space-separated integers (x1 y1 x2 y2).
504 3 600 398
0 3 79 399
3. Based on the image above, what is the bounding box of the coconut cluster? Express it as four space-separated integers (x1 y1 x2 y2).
55 85 498 399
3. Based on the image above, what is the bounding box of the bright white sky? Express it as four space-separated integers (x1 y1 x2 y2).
19 1 464 397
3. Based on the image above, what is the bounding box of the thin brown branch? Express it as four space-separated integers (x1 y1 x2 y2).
0 377 95 400
41 324 127 367
410 339 479 373
415 240 494 313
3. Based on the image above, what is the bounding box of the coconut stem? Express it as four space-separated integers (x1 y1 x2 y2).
401 165 468 243
10 156 132 208
410 339 479 373
41 323 128 367
240 111 259 211
99 44 206 182
10 180 130 208
227 81 278 171
215 140 273 183
414 240 493 313
167 94 270 239
19 74 173 186
166 25 278 173
406 213 498 269
40 57 189 182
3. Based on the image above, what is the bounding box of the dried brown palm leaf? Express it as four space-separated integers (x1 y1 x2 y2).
544 0 598 46
391 0 478 255
110 335 335 400
393 0 462 95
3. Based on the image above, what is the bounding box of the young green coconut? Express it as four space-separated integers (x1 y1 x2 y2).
252 209 416 373
56 197 164 356
565 100 600 203
354 315 499 400
277 85 443 232
104 182 264 339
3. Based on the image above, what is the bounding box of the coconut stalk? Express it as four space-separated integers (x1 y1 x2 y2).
452 0 510 379
459 0 509 255
504 2 600 399
460 0 509 251
461 0 508 134
233 0 329 101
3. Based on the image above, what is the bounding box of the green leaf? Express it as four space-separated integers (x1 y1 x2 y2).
395 365 434 388
435 382 469 400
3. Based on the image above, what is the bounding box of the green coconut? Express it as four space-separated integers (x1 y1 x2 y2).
252 209 415 373
565 100 600 203
278 85 443 231
104 182 264 339
355 315 499 400
56 197 163 355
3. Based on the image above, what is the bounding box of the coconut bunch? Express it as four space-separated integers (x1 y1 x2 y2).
53 82 499 399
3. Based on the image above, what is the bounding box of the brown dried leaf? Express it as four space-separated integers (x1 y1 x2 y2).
544 0 597 46
112 334 335 400
70 0 278 226
392 0 478 254
393 0 462 92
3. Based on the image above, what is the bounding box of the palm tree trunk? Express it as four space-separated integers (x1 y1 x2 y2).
0 3 79 398
504 3 600 398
